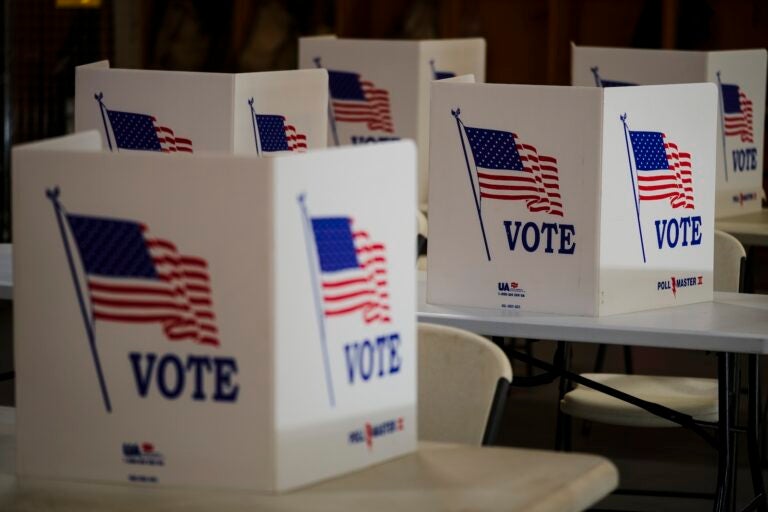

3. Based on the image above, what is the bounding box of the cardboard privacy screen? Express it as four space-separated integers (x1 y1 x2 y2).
298 36 486 207
572 45 767 218
428 81 717 316
76 61 328 156
12 133 417 491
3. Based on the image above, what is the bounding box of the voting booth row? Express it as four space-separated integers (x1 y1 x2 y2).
9 37 767 491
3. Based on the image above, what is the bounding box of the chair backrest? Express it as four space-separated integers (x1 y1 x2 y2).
418 323 512 445
713 230 746 292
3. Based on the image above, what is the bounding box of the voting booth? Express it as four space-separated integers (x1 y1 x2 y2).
428 80 717 316
572 45 767 219
298 36 486 208
76 61 329 156
12 133 417 491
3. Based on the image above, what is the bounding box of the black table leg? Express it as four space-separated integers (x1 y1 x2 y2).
714 352 736 512
747 354 767 511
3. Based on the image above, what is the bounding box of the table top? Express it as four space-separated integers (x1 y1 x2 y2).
716 208 768 247
0 409 617 512
0 244 10 300
418 274 768 354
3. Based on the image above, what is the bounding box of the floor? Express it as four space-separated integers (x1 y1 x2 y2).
497 339 768 511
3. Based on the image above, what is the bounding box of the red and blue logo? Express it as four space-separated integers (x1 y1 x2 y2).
348 417 405 450
122 441 164 466
657 275 703 297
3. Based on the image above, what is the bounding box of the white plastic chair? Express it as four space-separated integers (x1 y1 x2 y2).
418 323 512 445
560 230 746 429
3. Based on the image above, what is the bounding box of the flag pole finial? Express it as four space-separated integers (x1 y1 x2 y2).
591 67 601 87
451 108 461 119
45 186 61 202
620 113 627 123
248 97 254 107
94 92 113 151
313 56 322 68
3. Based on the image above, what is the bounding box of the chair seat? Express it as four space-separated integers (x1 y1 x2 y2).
560 373 718 427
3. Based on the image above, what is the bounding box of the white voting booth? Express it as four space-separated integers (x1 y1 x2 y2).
12 132 417 491
428 79 717 316
298 36 486 208
572 45 767 218
76 61 329 156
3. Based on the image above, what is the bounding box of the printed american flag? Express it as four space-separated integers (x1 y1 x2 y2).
328 70 394 133
463 125 563 216
105 110 193 153
310 217 390 324
255 114 307 153
629 130 694 209
66 214 218 345
720 83 754 143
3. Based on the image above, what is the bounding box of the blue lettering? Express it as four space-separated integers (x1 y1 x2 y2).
129 352 156 397
691 216 702 245
123 443 141 456
666 218 680 248
389 333 402 374
157 354 184 399
186 356 211 401
654 219 667 250
503 221 522 250
376 336 387 377
732 148 758 171
343 332 403 385
504 220 575 255
679 217 692 247
360 340 374 381
559 224 576 254
541 222 558 253
654 216 702 249
128 352 239 403
522 222 540 252
344 343 357 384
351 136 401 144
213 358 239 402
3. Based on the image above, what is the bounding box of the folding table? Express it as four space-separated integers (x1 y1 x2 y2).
0 407 617 512
418 273 768 512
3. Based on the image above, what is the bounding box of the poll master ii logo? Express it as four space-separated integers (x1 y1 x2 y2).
620 114 702 264
451 108 573 262
658 275 704 298
48 187 239 414
348 417 405 450
298 195 401 408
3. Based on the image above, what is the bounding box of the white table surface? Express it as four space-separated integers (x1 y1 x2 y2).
418 274 768 354
0 244 10 300
0 409 617 512
716 208 768 247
